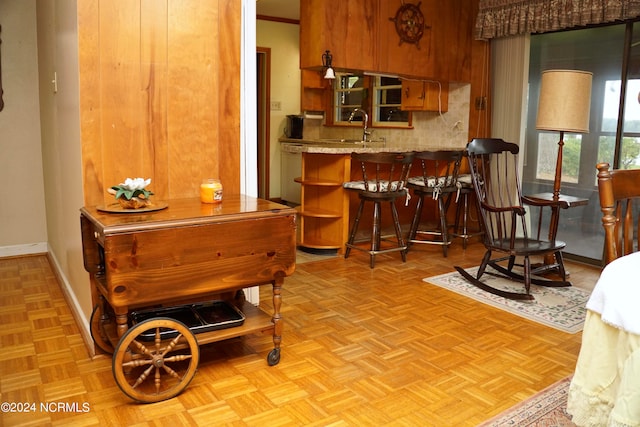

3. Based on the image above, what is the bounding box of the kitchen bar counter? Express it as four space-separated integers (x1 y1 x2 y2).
280 137 391 154
285 138 408 254
280 137 469 254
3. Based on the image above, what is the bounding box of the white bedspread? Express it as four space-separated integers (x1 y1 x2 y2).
586 251 640 335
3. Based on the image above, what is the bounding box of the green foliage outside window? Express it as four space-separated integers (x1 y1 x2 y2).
597 136 640 169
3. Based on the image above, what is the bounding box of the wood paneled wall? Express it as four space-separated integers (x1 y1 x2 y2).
78 0 241 207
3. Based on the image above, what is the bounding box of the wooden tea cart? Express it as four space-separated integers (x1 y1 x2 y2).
80 196 296 403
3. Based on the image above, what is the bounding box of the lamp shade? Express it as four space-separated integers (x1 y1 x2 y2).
536 70 592 133
324 67 335 79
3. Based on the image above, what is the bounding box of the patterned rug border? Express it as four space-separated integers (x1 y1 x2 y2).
477 376 574 426
424 267 590 334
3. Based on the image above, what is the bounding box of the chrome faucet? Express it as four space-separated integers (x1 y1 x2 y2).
348 108 371 142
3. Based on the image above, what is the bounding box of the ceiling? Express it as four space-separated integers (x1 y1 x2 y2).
256 0 299 21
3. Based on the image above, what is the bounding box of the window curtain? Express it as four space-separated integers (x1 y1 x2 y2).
490 34 532 233
475 0 640 39
490 35 529 147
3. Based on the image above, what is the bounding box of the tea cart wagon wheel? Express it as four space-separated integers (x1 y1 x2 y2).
90 303 114 354
112 317 200 403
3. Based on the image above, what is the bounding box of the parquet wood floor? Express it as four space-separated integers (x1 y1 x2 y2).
0 243 600 426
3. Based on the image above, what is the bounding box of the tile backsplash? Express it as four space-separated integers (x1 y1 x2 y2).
303 82 470 151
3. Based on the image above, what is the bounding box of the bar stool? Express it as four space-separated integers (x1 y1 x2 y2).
343 152 415 268
407 150 463 257
451 164 484 249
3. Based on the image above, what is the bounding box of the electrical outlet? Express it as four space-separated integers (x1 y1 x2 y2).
270 101 282 111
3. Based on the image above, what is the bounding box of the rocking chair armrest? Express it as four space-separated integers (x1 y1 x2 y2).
480 203 526 216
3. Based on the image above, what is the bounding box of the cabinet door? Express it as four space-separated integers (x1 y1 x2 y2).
300 0 377 72
400 80 426 110
401 80 448 112
301 70 327 111
281 150 301 205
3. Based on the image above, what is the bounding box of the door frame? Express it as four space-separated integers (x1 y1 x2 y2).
241 0 259 303
257 47 271 200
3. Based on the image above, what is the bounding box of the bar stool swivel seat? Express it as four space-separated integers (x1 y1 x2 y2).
407 150 463 257
343 152 415 268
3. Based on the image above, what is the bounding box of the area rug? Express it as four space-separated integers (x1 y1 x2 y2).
424 267 590 333
477 376 575 426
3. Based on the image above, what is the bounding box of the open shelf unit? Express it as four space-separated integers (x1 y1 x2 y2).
296 153 351 253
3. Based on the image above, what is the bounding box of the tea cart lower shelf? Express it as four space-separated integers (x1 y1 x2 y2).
91 295 281 403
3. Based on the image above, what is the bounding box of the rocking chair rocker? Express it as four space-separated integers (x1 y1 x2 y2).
455 138 571 300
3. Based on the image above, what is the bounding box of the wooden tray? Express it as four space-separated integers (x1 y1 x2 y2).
130 301 246 341
96 201 168 214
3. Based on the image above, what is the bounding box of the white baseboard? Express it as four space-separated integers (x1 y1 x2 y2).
0 242 48 257
244 286 260 305
45 246 94 357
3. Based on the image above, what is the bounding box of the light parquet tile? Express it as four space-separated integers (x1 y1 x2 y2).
279 398 331 426
41 377 88 402
240 406 299 427
186 400 241 425
0 245 601 426
1 369 42 392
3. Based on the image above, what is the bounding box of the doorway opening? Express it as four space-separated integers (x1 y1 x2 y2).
257 48 271 200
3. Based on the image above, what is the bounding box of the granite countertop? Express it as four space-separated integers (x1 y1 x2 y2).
279 137 394 154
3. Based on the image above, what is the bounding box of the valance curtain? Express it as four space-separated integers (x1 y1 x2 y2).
475 0 640 39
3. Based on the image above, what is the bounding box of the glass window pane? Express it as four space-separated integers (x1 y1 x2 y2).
562 134 582 184
331 74 410 127
597 136 616 166
619 137 640 168
602 80 621 133
535 133 558 181
372 76 409 126
334 73 365 123
535 133 581 183
623 80 640 132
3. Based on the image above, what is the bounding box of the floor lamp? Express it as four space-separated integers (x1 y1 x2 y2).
536 70 592 200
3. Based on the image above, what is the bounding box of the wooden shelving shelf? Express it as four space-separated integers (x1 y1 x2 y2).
298 208 343 218
297 153 352 254
294 177 344 187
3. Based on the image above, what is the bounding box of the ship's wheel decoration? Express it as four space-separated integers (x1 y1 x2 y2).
389 1 428 49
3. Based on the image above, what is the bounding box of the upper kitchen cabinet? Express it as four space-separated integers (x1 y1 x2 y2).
300 0 474 82
400 80 449 112
378 0 472 81
300 0 378 72
301 69 329 111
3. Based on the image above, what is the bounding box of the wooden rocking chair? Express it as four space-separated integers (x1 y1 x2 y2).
455 138 571 300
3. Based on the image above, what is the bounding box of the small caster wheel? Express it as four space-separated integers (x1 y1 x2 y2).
267 348 281 366
112 317 199 403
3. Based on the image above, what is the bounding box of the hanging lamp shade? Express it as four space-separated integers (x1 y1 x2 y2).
536 70 592 133
324 67 335 79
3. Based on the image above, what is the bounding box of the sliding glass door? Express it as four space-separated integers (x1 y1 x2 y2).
523 21 640 264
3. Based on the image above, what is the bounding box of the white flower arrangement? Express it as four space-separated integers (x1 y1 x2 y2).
107 178 155 209
109 178 154 201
